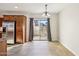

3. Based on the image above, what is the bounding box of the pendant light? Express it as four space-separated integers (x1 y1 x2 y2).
42 4 50 17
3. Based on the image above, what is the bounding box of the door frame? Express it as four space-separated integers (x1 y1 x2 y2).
3 20 16 44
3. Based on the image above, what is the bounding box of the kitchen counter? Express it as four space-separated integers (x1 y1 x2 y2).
0 39 7 56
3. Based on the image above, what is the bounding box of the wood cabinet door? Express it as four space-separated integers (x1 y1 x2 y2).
16 16 24 43
4 15 15 20
0 18 3 26
0 40 7 56
16 24 23 43
4 16 10 20
0 18 3 38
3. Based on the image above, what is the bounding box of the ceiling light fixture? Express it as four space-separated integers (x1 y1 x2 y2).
42 4 50 17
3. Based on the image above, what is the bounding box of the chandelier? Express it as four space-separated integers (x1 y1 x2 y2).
42 4 50 17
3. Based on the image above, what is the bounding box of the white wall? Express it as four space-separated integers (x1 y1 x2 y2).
50 14 59 41
59 5 79 55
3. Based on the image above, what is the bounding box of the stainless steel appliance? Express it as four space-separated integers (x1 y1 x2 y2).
2 21 16 44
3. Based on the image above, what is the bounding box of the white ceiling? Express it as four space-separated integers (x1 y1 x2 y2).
0 3 78 14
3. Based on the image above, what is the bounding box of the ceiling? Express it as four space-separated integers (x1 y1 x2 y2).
0 3 78 14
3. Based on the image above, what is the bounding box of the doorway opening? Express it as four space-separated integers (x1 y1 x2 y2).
33 19 48 41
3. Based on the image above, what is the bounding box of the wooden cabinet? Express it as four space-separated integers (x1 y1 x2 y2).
4 15 15 20
0 39 7 56
0 18 3 26
0 18 3 38
4 15 27 44
0 17 7 56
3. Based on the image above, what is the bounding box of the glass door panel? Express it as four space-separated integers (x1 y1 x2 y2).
33 19 48 41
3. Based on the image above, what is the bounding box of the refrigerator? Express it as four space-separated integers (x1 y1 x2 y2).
2 21 16 44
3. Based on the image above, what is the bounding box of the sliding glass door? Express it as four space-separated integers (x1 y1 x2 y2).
33 19 48 41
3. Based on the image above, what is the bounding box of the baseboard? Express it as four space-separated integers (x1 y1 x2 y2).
60 41 78 56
